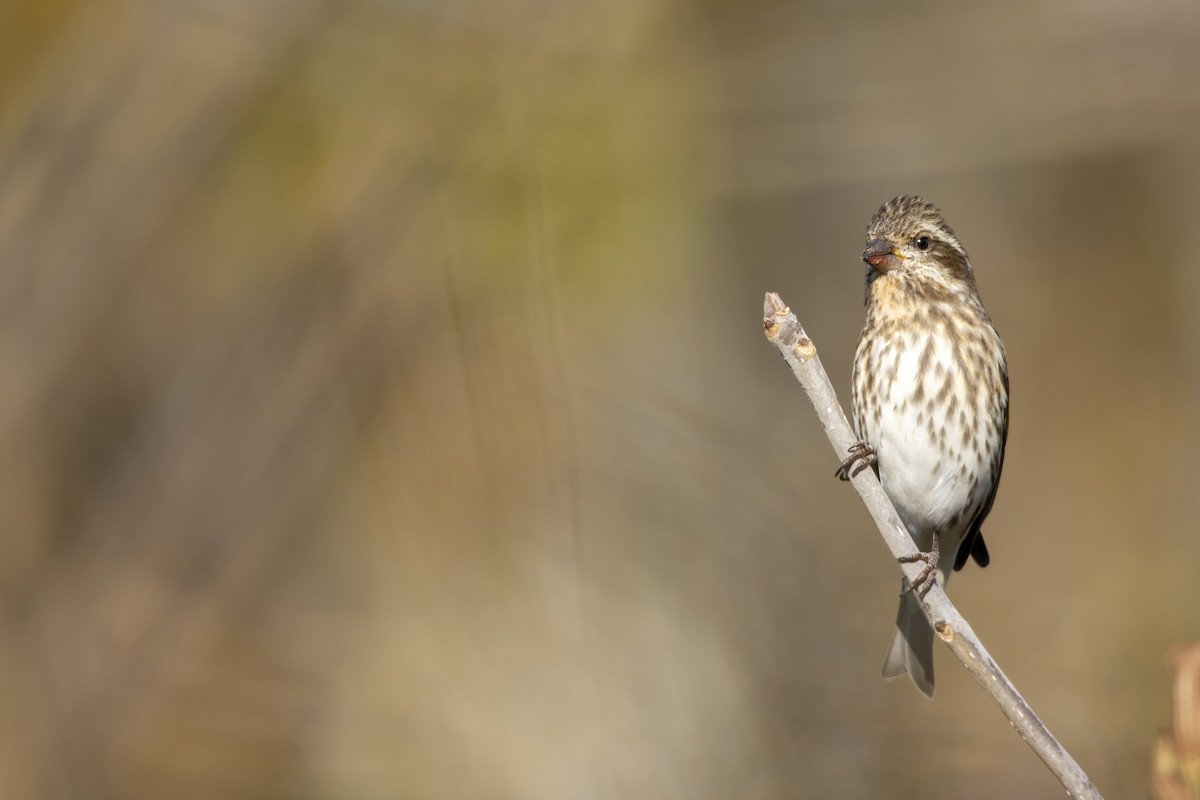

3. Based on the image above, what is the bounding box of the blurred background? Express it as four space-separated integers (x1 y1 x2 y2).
1 1 1198 797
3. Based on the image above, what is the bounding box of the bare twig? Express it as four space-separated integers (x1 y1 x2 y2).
762 292 1103 800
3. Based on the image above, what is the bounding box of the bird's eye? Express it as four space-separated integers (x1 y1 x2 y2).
915 235 931 251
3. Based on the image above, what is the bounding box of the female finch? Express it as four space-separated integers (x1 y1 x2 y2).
837 195 1009 699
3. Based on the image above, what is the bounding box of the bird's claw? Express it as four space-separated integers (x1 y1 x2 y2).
835 441 876 481
899 550 939 598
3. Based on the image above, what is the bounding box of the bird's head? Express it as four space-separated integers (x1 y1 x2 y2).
861 195 975 295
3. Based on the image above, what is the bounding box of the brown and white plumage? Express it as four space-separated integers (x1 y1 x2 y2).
849 195 1009 698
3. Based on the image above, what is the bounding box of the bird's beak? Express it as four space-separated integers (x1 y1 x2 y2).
862 238 901 270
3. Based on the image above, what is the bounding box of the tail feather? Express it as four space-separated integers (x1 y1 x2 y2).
881 589 935 699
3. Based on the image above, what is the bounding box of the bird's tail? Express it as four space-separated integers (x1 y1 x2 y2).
881 588 935 699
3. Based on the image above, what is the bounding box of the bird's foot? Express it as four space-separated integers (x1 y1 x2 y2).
899 552 939 598
899 532 940 598
834 441 876 481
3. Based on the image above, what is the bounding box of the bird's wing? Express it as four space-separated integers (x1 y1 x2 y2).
954 367 1009 572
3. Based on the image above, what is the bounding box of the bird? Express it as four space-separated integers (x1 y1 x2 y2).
835 195 1009 699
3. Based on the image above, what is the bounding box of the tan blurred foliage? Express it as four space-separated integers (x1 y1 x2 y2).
1152 644 1200 800
2 1 1200 798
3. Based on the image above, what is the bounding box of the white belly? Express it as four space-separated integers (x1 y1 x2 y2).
858 328 983 549
875 402 972 547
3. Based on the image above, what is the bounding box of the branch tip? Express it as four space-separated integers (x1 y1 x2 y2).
763 292 787 318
